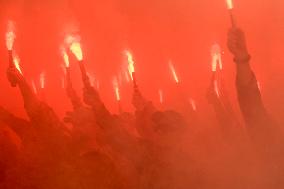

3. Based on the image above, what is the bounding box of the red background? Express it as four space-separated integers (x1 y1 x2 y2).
0 0 283 126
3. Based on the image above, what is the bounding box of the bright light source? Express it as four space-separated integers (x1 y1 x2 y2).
70 42 83 61
226 0 234 10
13 54 23 75
125 50 135 80
211 44 223 72
169 61 179 83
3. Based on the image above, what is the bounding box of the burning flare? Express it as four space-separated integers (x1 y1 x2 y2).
61 48 70 68
169 61 179 83
70 42 83 61
226 0 234 10
13 55 23 75
211 44 223 72
65 35 83 61
113 77 121 101
6 21 16 51
125 50 135 80
40 72 45 89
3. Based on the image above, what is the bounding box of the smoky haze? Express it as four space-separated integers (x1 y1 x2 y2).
0 0 284 188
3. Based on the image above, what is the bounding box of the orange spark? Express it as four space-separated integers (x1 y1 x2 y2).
6 21 16 50
40 72 45 89
226 0 234 10
169 61 179 83
13 55 23 75
125 50 135 80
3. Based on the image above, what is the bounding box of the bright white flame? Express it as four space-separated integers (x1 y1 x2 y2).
13 55 23 75
31 80 38 94
214 80 220 98
159 89 164 104
70 42 83 61
40 72 45 89
125 50 135 80
226 0 234 10
189 98 197 111
169 61 179 83
6 21 16 50
113 77 120 101
211 44 223 72
61 48 70 68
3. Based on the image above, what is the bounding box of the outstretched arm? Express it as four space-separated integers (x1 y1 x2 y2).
6 67 40 120
66 85 83 110
227 28 268 125
83 86 112 128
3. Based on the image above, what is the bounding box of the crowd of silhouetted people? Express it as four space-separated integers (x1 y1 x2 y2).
0 27 284 189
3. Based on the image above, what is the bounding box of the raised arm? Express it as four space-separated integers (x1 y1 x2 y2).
227 28 268 126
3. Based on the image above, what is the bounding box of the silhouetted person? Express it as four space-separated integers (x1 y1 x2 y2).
228 27 284 188
5 67 72 189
